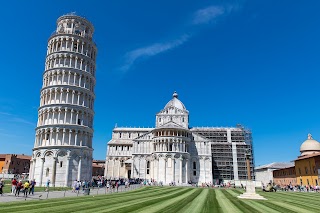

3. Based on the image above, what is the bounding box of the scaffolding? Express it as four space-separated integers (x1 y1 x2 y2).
192 125 254 183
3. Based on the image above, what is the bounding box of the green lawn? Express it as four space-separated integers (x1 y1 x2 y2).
1 187 320 213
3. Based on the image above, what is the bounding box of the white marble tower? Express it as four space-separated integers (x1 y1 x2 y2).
30 14 97 187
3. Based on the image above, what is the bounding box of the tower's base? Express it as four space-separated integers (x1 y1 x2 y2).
237 180 266 200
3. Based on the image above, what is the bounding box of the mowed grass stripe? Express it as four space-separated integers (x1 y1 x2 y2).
221 190 262 213
93 187 193 213
175 189 209 213
59 187 185 213
176 189 222 213
257 201 301 213
263 194 320 212
135 188 200 213
0 187 170 213
215 189 242 213
232 188 320 213
253 191 320 212
155 188 202 213
263 192 320 204
0 186 152 210
202 189 222 213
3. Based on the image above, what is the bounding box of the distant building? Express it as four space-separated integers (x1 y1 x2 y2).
273 166 296 186
271 134 320 187
105 92 255 185
0 154 31 174
92 160 105 176
255 162 294 185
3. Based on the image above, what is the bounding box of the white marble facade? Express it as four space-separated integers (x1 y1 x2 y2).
105 92 213 185
30 14 96 187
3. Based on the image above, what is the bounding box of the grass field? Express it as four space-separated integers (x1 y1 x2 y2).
0 186 320 213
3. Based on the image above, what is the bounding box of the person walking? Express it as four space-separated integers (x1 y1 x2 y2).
45 179 50 192
23 181 30 198
0 179 4 196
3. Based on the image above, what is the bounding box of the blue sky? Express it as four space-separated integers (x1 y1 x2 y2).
1 0 320 166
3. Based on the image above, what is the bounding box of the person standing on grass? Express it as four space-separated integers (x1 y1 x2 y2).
116 181 119 192
23 181 30 198
29 179 36 195
0 179 4 196
11 178 17 195
15 180 23 197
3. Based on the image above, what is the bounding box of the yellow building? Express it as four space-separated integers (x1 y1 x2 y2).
294 134 320 186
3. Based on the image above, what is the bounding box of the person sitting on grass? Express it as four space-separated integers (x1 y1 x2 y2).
0 179 4 196
24 181 30 198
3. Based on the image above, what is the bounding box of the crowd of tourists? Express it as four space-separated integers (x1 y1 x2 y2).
0 178 37 197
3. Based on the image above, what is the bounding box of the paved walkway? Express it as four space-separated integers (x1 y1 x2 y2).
0 184 142 203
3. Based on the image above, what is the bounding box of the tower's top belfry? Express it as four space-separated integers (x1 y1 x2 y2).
55 13 94 40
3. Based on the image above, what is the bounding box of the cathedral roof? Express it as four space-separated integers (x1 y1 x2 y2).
164 91 186 110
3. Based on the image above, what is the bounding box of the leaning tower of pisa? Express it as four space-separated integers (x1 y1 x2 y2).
30 14 97 187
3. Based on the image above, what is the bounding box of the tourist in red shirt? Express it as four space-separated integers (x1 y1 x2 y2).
15 180 23 197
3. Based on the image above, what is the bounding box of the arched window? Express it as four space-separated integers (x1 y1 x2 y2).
193 162 196 170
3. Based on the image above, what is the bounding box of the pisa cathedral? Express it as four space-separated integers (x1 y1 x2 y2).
105 92 255 185
30 14 96 187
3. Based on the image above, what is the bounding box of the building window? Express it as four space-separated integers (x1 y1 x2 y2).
182 117 184 122
78 119 81 125
147 161 150 174
159 118 161 122
60 161 63 167
307 179 310 185
119 133 122 138
193 162 196 170
46 168 50 177
129 133 131 138
298 168 301 175
305 167 308 174
193 171 196 176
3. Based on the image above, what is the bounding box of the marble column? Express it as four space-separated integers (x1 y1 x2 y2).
65 156 70 186
77 156 82 181
32 159 36 180
52 157 57 187
39 157 45 186
179 158 183 184
185 159 189 183
172 158 175 183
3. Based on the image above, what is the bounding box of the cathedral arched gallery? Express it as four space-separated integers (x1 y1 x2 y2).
105 92 254 185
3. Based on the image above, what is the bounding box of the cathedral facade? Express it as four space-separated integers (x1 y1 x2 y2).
105 92 254 185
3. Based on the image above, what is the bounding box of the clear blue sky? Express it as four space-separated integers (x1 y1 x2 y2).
1 0 320 166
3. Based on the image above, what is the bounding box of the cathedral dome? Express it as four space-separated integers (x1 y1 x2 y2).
300 134 320 156
164 91 186 110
